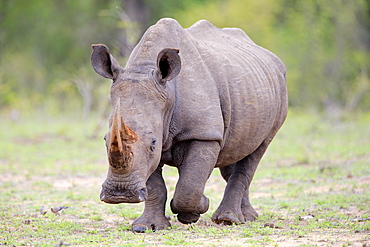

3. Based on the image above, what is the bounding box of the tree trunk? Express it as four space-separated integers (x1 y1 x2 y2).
118 0 150 57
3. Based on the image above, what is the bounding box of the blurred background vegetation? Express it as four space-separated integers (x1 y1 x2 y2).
0 0 369 120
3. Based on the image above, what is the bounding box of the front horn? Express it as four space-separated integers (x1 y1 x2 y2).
108 100 138 172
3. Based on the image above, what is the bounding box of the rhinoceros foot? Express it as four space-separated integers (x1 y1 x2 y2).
132 215 171 232
211 204 258 225
211 204 247 225
176 212 201 224
170 195 209 224
242 204 258 222
211 211 244 225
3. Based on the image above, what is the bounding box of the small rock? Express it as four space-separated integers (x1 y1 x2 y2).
55 240 70 247
264 222 283 229
299 214 314 221
264 222 275 228
23 219 31 224
352 217 370 222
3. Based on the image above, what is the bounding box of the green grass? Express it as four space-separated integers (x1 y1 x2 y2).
0 110 369 246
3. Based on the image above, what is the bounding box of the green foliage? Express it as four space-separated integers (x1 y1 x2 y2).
1 0 369 114
0 0 121 114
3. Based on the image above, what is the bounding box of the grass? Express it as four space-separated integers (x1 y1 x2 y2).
0 110 369 246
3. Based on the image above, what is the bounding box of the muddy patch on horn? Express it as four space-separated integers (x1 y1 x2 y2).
108 100 138 173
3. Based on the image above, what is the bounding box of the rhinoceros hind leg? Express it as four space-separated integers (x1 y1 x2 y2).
212 139 270 225
211 191 258 225
211 190 258 224
241 191 258 221
132 164 170 232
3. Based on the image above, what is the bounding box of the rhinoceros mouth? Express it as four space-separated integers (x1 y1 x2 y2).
100 186 147 204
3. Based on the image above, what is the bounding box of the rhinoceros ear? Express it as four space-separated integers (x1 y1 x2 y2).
156 48 181 83
91 44 122 80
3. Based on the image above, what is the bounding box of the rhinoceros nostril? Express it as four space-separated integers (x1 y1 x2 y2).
138 188 147 202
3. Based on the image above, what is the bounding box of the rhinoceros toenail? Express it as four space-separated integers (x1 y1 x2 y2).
139 188 146 202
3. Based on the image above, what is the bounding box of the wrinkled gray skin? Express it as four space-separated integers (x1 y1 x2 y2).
91 18 287 232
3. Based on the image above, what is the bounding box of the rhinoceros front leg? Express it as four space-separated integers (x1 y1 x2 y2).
132 163 170 232
170 141 220 224
212 139 270 225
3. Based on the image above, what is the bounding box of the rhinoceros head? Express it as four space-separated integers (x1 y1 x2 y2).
91 44 180 203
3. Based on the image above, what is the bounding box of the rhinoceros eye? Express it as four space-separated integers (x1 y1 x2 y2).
150 138 157 152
